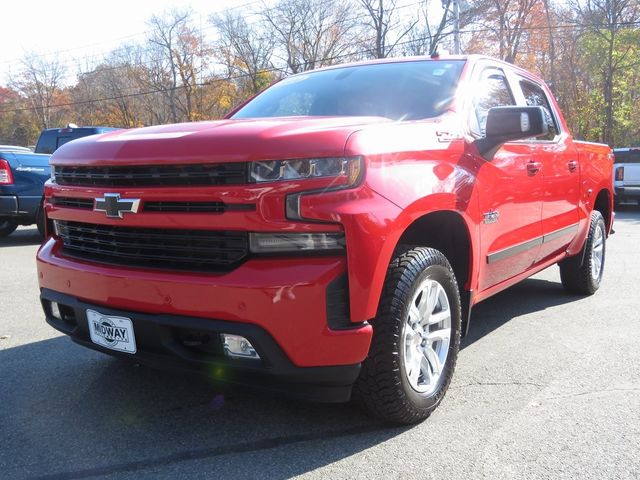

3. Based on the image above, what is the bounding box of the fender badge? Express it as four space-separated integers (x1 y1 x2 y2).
483 210 500 224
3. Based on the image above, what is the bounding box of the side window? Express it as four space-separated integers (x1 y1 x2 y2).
519 80 559 140
472 70 515 136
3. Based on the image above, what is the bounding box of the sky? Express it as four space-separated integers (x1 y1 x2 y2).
0 0 259 84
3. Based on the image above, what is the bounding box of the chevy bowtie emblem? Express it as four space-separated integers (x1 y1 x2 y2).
94 193 140 218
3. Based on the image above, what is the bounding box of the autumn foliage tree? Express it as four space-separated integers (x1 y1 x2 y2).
1 0 639 148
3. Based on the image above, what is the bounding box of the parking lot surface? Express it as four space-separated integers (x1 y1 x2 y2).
1 208 639 480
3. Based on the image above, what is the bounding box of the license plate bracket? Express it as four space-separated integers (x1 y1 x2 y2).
87 309 137 354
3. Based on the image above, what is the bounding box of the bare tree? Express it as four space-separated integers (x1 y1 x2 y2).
262 0 359 74
466 0 544 63
359 0 420 58
402 1 453 56
212 10 275 95
10 54 67 129
71 46 148 127
146 9 210 122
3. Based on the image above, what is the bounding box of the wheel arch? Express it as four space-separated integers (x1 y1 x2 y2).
593 188 612 235
390 210 475 336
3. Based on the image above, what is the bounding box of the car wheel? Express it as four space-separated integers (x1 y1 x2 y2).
36 202 45 237
559 210 606 295
0 219 18 238
354 247 461 424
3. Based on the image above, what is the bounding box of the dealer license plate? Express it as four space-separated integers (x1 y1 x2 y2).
87 309 137 354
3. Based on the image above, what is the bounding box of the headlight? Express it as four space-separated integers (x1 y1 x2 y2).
249 232 345 253
250 157 362 185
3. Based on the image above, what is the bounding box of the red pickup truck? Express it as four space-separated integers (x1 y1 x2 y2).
37 55 613 424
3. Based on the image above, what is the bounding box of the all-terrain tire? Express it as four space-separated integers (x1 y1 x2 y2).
559 210 606 295
353 247 461 424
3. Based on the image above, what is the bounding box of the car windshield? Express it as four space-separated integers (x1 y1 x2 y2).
232 60 465 121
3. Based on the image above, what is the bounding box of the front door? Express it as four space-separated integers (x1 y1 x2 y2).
470 67 544 291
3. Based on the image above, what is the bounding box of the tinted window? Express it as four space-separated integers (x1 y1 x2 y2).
519 80 559 140
35 129 116 154
473 70 515 136
614 150 640 163
232 61 465 121
35 131 56 154
57 134 86 149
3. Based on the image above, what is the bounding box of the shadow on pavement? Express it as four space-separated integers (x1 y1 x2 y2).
0 336 405 480
462 276 583 348
0 227 42 247
0 249 609 479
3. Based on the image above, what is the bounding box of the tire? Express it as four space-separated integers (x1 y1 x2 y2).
36 203 45 237
354 247 461 424
559 210 606 295
0 219 18 238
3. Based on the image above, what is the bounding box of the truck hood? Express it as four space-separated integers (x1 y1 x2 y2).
50 117 393 166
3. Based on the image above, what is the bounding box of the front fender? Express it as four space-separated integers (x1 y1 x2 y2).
298 161 480 322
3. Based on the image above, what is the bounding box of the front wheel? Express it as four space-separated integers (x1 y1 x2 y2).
559 210 606 295
354 247 461 424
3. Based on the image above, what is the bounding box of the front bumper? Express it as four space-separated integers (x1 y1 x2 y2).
37 238 372 369
41 289 361 402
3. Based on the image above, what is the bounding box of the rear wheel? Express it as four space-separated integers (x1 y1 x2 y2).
0 219 18 238
559 210 606 295
354 247 461 424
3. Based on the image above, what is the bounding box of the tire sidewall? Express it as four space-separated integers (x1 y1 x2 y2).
397 262 461 411
585 212 606 291
36 204 45 237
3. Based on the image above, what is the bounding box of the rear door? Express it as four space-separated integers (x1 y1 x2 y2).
471 66 544 290
511 77 580 263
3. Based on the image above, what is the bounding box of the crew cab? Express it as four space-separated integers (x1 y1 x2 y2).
0 145 50 236
37 55 613 424
613 148 640 206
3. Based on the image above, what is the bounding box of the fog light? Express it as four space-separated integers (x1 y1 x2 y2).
50 301 62 320
221 334 260 359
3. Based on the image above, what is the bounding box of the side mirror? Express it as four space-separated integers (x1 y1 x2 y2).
476 106 548 159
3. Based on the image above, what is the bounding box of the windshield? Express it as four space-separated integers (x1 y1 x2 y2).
232 60 465 121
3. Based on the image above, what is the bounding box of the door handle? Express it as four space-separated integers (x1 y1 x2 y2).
527 161 541 176
567 160 578 172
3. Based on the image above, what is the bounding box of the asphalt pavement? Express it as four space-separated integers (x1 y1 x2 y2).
1 207 639 480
